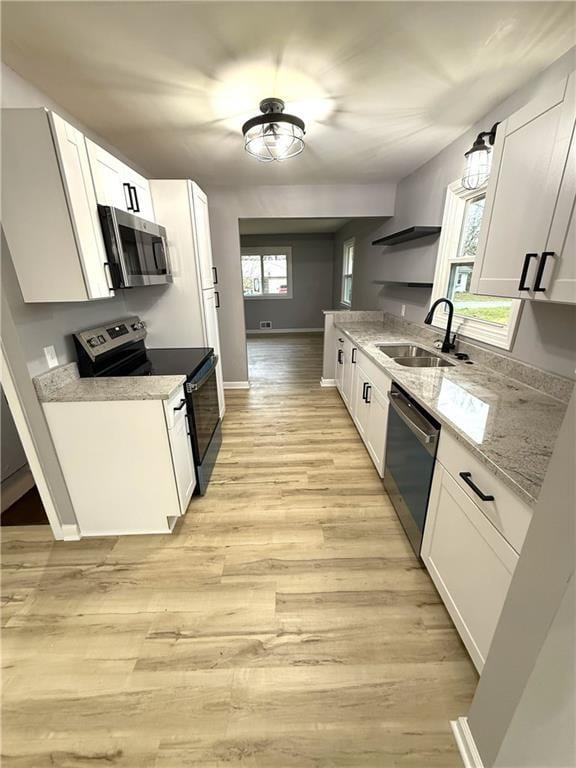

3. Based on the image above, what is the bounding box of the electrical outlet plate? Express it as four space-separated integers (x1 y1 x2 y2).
43 345 59 369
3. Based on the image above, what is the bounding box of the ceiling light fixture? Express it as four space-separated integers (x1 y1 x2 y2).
242 98 305 162
462 122 500 190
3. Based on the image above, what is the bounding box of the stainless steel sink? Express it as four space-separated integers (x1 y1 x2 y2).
394 356 454 368
376 344 430 358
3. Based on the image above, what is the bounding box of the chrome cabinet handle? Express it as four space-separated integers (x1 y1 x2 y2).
459 472 495 501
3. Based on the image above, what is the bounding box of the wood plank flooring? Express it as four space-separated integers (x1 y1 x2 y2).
1 332 477 767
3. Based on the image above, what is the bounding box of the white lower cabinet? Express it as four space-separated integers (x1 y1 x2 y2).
341 338 356 408
335 337 345 393
203 288 225 418
43 388 195 537
422 462 519 672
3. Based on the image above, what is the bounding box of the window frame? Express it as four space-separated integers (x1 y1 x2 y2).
429 180 522 350
341 238 355 307
240 246 293 300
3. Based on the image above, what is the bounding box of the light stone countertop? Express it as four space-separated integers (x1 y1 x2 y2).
334 320 569 507
34 363 186 403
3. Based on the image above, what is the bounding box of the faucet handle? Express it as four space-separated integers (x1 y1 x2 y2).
450 332 457 350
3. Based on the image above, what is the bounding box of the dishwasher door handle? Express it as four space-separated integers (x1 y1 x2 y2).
387 390 437 445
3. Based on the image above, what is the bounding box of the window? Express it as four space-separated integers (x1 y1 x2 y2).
241 247 292 299
430 181 521 349
341 238 355 306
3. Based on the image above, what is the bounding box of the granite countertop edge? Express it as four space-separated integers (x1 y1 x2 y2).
333 319 564 508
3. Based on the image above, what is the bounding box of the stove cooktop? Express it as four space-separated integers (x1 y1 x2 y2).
146 347 213 380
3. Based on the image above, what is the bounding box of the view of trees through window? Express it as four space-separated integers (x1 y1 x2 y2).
241 252 290 297
448 194 513 326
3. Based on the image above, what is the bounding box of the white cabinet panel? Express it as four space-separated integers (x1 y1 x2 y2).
472 73 575 303
203 288 225 418
86 139 155 221
335 337 344 393
166 402 196 514
422 463 518 671
341 337 355 409
190 182 216 290
364 380 391 478
1 108 111 302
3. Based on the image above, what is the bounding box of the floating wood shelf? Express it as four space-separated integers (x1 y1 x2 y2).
372 226 441 246
373 280 433 288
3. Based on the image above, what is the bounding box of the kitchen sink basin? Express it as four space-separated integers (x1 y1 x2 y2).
393 356 454 368
376 344 431 358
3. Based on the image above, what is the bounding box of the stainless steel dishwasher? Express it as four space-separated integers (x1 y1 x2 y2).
383 383 441 557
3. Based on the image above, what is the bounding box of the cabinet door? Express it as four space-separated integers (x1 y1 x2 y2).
536 121 576 304
364 379 391 477
335 338 344 393
203 288 225 418
86 139 155 221
354 363 371 440
472 73 575 299
49 114 112 299
422 464 518 672
168 408 196 514
341 338 355 409
190 182 215 290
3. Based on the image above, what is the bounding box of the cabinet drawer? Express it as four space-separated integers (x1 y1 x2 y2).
164 386 187 429
437 429 532 553
355 348 391 398
422 464 518 671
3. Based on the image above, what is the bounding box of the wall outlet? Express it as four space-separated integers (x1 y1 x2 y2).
259 321 272 329
401 304 406 317
44 345 59 369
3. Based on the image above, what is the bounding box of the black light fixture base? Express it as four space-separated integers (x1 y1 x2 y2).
465 122 500 157
259 97 285 114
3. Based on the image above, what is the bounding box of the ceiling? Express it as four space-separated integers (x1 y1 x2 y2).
239 217 352 235
2 2 574 187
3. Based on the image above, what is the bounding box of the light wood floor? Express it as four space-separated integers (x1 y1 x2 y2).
1 333 477 767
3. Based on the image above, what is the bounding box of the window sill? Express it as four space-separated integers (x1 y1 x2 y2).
428 314 517 351
244 294 293 301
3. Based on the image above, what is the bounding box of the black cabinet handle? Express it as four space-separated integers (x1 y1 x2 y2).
130 185 140 213
338 338 344 343
365 384 372 404
337 349 343 364
362 382 368 401
533 251 553 292
459 472 495 502
352 348 357 364
173 398 187 412
212 266 218 285
123 182 133 211
518 253 538 291
215 291 220 308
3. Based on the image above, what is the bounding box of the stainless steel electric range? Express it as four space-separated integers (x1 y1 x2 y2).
73 316 221 495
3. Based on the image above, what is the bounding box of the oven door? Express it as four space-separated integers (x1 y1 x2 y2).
185 356 220 463
98 205 172 288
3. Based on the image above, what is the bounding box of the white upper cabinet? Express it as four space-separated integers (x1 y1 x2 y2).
86 139 156 222
2 108 113 302
471 72 576 304
189 181 216 290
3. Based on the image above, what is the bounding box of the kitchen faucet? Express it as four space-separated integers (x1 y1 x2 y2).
424 298 456 353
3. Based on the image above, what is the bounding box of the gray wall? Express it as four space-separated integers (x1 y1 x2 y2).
207 183 397 383
241 233 334 331
332 47 576 379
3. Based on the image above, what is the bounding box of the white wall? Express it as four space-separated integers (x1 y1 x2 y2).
207 183 396 382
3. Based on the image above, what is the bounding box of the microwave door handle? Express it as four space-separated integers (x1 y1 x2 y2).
109 207 131 287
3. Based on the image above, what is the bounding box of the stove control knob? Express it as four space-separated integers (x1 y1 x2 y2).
87 337 99 347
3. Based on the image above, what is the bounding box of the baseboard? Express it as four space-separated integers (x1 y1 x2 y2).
1 466 35 512
320 378 336 387
60 523 81 541
246 328 323 335
451 718 484 768
223 381 250 389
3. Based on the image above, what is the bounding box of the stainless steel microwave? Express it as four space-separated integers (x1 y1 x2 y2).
97 205 172 289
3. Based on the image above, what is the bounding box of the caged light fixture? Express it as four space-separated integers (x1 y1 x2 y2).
462 122 500 190
242 98 306 162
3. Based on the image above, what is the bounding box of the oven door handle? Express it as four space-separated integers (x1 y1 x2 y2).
186 356 219 392
387 390 437 445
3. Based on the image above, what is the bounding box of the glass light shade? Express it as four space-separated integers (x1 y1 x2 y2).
462 146 492 190
244 121 305 162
